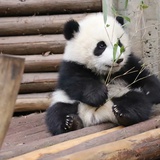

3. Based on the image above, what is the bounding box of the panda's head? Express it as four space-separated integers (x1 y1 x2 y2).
63 13 130 75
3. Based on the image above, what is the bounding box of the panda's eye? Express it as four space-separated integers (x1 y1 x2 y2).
97 41 107 49
94 41 107 56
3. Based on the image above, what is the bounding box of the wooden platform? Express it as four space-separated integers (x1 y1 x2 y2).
0 0 160 159
0 112 116 159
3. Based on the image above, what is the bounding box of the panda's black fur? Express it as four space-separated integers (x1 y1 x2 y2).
46 13 160 135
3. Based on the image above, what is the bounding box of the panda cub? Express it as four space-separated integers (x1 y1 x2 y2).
46 13 160 135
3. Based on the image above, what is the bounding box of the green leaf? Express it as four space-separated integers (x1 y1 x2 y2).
140 1 148 10
120 45 125 54
106 24 110 27
102 0 108 23
111 7 118 16
122 16 131 22
125 0 128 9
113 43 118 62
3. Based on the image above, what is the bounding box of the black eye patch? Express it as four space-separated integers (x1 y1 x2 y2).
94 41 107 56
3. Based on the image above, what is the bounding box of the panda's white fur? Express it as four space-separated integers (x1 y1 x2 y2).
64 13 130 75
46 13 160 135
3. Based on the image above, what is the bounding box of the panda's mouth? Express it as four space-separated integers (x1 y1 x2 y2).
105 64 120 68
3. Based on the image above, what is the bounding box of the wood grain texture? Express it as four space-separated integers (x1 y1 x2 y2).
0 14 87 36
0 55 24 147
0 34 65 55
20 73 58 93
0 0 101 16
7 116 160 160
18 54 63 73
0 113 115 160
57 128 160 160
15 92 52 112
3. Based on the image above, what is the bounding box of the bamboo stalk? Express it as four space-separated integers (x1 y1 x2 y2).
0 55 24 147
0 0 101 16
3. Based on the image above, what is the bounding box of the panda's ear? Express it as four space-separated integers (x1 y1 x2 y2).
63 20 79 40
116 16 124 26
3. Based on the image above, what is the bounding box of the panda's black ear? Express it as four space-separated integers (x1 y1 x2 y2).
63 20 79 40
116 16 124 26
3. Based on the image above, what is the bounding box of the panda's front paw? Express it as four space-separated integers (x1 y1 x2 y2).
64 115 74 131
64 114 84 132
112 105 123 117
112 104 132 126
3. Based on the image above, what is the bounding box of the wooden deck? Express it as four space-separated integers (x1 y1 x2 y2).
0 0 160 159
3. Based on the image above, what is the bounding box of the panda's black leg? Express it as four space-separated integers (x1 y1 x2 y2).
112 91 152 126
45 102 83 135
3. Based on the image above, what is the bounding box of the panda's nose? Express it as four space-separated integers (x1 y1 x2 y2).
116 58 123 64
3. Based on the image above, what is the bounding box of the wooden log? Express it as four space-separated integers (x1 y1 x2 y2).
15 92 52 112
17 54 63 73
0 0 102 16
6 116 160 160
0 34 65 55
0 55 24 147
8 127 121 160
0 14 87 36
20 73 58 93
57 128 160 160
0 119 115 160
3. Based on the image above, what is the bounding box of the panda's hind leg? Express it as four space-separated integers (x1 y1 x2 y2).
45 102 83 135
112 91 152 126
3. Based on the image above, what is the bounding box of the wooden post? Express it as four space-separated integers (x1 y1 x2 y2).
0 55 24 148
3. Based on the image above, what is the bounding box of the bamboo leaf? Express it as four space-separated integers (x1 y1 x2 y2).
125 0 128 9
120 45 125 54
122 16 131 22
102 0 108 23
111 7 118 16
113 43 118 61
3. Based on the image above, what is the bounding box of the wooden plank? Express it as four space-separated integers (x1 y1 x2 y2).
0 113 115 159
20 73 58 93
15 92 52 112
17 54 63 73
0 55 24 147
0 0 101 16
0 14 87 36
57 128 160 160
0 34 65 55
5 116 160 160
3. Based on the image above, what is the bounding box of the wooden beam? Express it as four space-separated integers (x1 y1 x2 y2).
0 0 101 16
0 117 115 160
0 14 87 36
6 116 160 160
0 55 24 147
8 127 122 160
57 128 160 160
20 73 58 94
0 34 65 55
15 54 63 73
15 92 52 112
